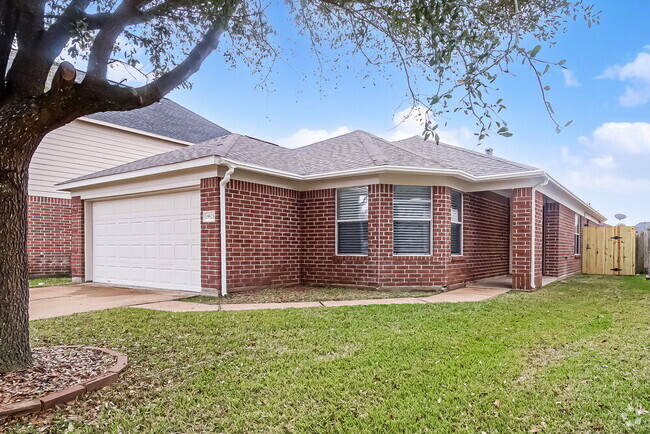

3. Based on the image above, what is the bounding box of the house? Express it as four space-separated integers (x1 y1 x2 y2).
27 98 230 277
58 130 606 293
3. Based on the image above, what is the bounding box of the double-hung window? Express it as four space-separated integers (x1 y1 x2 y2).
393 185 432 254
337 187 368 255
574 214 582 255
451 190 463 255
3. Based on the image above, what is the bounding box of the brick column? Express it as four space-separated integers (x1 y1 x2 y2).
70 196 85 283
511 188 543 289
433 186 452 287
200 177 221 293
368 184 392 287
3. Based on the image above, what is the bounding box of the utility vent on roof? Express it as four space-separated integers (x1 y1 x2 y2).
485 148 494 156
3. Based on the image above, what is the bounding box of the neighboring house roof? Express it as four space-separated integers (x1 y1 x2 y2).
86 99 230 144
61 130 541 184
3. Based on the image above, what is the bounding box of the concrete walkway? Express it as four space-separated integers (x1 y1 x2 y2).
133 286 510 313
30 284 191 320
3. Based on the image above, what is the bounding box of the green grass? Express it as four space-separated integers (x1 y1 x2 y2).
184 286 439 305
28 276 72 288
6 275 650 433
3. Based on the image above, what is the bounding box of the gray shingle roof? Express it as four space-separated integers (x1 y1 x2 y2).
61 130 540 185
87 98 230 144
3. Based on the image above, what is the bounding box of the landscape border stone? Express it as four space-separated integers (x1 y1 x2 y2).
0 346 127 420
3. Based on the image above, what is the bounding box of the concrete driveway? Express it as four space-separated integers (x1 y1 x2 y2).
30 284 191 320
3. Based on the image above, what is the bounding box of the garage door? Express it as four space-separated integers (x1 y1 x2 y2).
92 190 201 292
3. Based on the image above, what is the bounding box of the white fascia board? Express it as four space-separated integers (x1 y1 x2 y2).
78 117 194 147
539 174 607 223
57 156 218 191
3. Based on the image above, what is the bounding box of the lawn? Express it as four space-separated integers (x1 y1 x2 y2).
184 286 439 305
6 275 650 432
28 276 72 288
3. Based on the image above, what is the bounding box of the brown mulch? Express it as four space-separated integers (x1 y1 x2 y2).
0 347 116 405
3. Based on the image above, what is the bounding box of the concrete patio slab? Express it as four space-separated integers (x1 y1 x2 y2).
30 284 191 320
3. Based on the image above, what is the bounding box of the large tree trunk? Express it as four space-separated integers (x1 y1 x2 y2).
0 122 41 372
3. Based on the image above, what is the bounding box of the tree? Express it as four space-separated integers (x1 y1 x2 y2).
0 0 597 372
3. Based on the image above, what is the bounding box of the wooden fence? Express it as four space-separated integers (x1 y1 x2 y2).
582 226 636 275
637 230 650 275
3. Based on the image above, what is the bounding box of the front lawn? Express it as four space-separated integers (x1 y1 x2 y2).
7 275 650 432
184 286 438 305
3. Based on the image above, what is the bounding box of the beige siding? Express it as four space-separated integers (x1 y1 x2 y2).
29 119 186 198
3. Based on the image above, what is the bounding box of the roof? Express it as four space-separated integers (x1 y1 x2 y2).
61 130 541 184
86 99 230 144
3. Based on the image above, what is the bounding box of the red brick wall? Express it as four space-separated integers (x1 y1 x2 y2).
299 185 510 289
511 188 544 289
201 178 301 291
70 196 85 282
543 202 582 277
449 191 511 284
201 177 221 292
27 196 72 277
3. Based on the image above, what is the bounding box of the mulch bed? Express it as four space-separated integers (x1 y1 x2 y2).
0 347 116 405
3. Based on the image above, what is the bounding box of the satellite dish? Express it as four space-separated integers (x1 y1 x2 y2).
615 214 627 221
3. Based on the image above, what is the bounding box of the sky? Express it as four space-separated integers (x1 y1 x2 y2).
122 1 650 225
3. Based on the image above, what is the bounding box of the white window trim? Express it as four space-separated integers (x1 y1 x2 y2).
393 186 433 256
335 187 369 256
574 214 582 256
451 190 464 256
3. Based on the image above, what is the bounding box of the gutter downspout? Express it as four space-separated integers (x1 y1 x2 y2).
530 175 549 289
220 163 236 296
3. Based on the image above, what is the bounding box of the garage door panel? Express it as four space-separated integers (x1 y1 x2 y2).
92 190 201 292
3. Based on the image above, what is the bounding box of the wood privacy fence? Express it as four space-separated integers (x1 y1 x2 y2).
582 226 636 276
637 230 650 274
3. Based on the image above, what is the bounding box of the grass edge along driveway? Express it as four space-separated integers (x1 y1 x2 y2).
9 275 650 433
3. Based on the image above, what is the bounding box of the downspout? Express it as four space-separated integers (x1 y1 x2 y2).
530 175 549 289
220 162 236 296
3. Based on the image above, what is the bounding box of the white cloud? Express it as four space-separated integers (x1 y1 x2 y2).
562 69 581 87
566 172 650 193
383 105 474 146
580 122 650 154
590 155 615 169
276 126 352 148
600 49 650 106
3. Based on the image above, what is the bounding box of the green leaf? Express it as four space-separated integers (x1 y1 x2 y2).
544 86 551 91
530 45 542 58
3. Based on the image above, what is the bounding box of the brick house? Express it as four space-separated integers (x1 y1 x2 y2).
58 130 605 293
27 98 229 278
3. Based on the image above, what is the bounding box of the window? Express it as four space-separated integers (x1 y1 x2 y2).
451 190 463 255
393 185 432 254
574 214 582 255
337 187 368 254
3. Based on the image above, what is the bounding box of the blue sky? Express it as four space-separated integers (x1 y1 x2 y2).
164 0 649 225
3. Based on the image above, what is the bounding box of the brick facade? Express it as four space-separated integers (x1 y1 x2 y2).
510 188 544 290
70 196 85 283
27 196 72 277
543 202 582 277
196 181 516 291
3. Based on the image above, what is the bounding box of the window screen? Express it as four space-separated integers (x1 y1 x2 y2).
393 185 431 254
337 187 368 254
451 190 463 255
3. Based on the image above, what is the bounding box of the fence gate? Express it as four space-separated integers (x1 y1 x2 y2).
583 226 636 275
637 230 650 274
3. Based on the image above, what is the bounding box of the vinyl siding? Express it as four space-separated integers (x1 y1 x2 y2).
29 119 186 198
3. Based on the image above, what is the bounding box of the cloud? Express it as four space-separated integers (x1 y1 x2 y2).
590 155 615 169
383 106 474 146
600 49 650 106
562 69 581 87
276 126 352 148
580 122 650 154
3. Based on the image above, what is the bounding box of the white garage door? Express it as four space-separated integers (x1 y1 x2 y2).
92 190 201 292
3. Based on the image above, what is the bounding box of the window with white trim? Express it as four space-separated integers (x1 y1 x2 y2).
337 187 368 255
393 185 432 254
451 190 463 255
574 214 582 255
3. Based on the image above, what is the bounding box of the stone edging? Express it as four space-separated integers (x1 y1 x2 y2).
0 346 127 419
